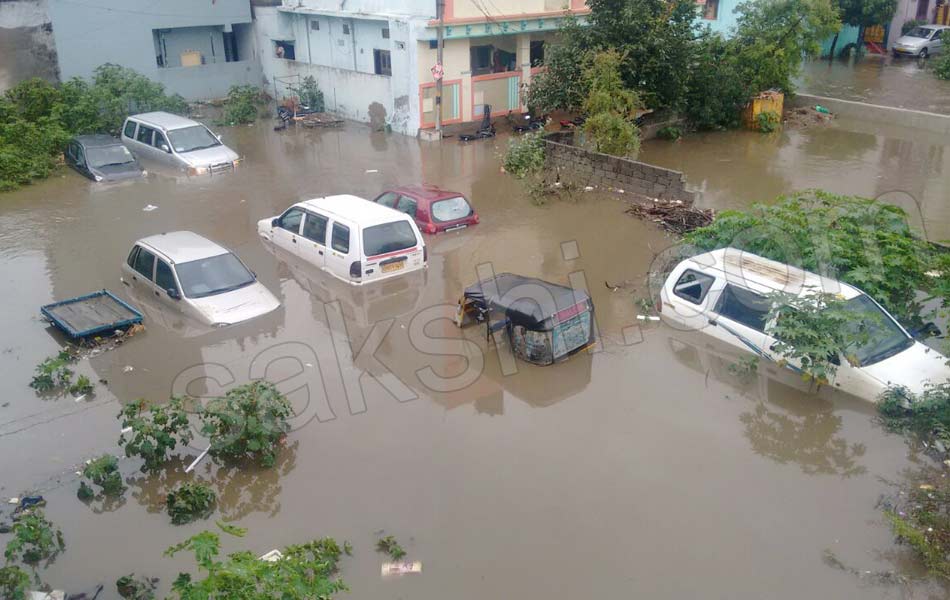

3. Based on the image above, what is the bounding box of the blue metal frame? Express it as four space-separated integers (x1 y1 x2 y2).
40 289 143 339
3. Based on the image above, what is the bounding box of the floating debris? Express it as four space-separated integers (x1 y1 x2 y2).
381 560 423 576
625 200 714 235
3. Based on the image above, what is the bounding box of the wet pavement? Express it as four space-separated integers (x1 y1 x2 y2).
798 55 950 115
1 117 948 598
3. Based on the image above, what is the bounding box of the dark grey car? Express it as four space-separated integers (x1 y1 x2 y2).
65 135 145 182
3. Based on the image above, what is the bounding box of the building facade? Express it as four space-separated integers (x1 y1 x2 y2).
47 0 261 100
255 0 589 135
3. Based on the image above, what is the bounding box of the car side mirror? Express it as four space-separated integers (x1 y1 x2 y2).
910 322 941 339
271 218 279 227
160 144 171 153
167 287 181 300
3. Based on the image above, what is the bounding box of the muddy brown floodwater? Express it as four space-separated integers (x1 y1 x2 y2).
0 116 948 599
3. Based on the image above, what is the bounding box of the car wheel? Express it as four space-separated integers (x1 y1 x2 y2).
892 50 900 58
919 48 929 58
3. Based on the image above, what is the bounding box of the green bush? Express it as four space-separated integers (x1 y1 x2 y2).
901 19 927 35
376 535 406 560
581 50 641 158
935 32 950 81
656 126 682 141
164 523 348 599
3 510 64 565
222 85 266 125
756 110 781 133
503 133 546 178
684 191 939 326
82 454 125 497
166 482 217 525
29 350 78 394
0 566 30 600
879 384 950 456
199 381 292 467
118 397 193 471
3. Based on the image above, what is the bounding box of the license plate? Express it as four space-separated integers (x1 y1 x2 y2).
445 224 468 232
382 261 405 273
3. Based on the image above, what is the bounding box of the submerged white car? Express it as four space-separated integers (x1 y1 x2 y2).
121 231 279 327
659 248 950 402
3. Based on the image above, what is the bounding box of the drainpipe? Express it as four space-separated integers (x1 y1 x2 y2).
436 0 444 133
351 18 358 71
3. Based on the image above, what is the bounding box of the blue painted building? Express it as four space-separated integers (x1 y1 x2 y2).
697 0 741 35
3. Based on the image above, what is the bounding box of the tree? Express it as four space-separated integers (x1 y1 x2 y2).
581 50 642 157
828 0 897 58
525 15 590 113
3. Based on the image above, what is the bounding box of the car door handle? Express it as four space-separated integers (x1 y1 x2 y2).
292 237 296 244
318 250 323 255
132 275 138 281
154 291 160 297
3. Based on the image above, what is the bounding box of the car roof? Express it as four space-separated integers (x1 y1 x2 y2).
137 231 229 264
297 194 414 227
73 134 123 148
386 185 465 203
128 111 201 131
682 248 862 300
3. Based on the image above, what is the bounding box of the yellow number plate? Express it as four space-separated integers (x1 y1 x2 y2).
382 261 405 273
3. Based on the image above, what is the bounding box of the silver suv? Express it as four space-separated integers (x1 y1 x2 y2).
120 112 239 175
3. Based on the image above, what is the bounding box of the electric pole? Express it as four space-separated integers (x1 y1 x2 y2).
435 0 445 134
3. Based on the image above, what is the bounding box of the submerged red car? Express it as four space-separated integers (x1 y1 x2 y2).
372 185 478 234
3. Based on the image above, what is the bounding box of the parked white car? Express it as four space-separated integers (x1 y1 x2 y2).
258 194 427 285
120 112 239 175
659 248 950 402
121 231 279 327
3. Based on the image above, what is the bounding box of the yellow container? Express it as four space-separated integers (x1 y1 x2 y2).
742 90 784 131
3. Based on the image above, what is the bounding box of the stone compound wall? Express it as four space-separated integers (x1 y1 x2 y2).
0 0 59 92
543 131 697 205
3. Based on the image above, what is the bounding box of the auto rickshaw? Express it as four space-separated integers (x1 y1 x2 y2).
454 273 596 365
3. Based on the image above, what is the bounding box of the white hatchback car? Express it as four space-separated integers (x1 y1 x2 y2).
258 194 426 285
660 248 950 402
121 231 279 327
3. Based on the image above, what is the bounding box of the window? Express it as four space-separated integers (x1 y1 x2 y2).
127 246 140 269
279 208 304 233
73 144 85 166
702 0 719 20
275 40 295 60
87 145 134 168
673 270 715 304
136 125 154 145
530 40 545 67
429 40 440 50
376 192 399 209
310 20 320 31
175 254 255 299
132 246 156 280
715 284 770 332
123 120 137 139
363 221 417 257
432 197 473 222
382 27 390 39
167 125 220 153
374 49 392 76
395 195 417 217
342 24 350 35
152 131 170 152
155 260 177 292
470 45 492 72
331 223 350 254
302 212 328 245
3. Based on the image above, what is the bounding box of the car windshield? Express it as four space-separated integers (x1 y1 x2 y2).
363 221 418 256
906 27 935 39
167 125 220 153
175 253 255 299
840 295 913 366
431 196 473 222
87 145 135 167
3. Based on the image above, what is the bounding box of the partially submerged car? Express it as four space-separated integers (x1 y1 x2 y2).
892 24 948 58
659 248 950 402
121 112 239 175
258 194 427 285
455 273 596 365
121 231 279 327
65 135 145 182
372 186 479 234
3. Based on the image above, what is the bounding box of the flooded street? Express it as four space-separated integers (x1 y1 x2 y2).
798 56 950 115
1 117 948 599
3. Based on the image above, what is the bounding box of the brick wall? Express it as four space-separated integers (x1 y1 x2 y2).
543 131 696 205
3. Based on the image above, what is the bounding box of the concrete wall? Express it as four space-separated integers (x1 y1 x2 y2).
0 0 59 91
789 93 950 135
154 61 262 101
544 132 697 204
697 0 741 35
820 25 861 57
283 0 435 18
47 0 258 100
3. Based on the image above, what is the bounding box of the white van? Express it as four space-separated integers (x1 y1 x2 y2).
257 194 427 285
660 247 950 402
120 112 239 175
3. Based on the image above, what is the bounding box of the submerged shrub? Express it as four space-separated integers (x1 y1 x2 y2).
119 397 193 471
376 535 406 560
222 85 266 125
884 469 950 580
755 110 781 133
503 132 546 178
166 481 217 525
82 454 125 497
879 384 950 457
3 510 64 565
199 381 292 467
0 565 30 600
